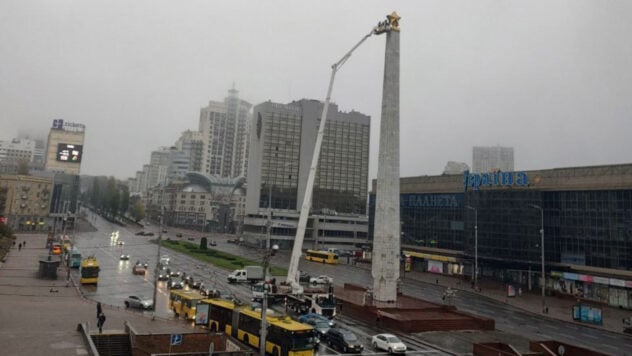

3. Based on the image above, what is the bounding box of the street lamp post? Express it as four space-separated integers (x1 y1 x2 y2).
260 244 278 356
267 184 272 250
465 205 478 288
529 203 546 313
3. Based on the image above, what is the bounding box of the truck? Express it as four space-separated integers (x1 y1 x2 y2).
251 281 336 318
227 265 264 284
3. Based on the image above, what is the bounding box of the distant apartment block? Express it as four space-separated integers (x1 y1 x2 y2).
199 88 252 178
472 146 514 173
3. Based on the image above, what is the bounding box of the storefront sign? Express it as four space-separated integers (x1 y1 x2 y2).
463 170 529 191
578 274 593 282
609 278 626 287
400 193 462 208
593 276 609 285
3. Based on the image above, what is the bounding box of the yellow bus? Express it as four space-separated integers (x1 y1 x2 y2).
305 250 339 264
169 290 204 320
198 299 316 356
80 256 100 285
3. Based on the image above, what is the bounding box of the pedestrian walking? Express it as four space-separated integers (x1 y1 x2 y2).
23 241 26 247
96 302 102 319
18 243 22 251
97 313 106 333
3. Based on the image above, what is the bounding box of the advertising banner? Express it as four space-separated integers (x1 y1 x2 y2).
428 260 443 274
195 303 209 326
572 304 603 325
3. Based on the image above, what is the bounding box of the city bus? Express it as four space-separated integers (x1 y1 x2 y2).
68 247 82 268
169 290 204 320
304 250 339 264
80 256 100 285
198 298 316 356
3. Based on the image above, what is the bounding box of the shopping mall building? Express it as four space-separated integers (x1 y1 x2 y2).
369 163 632 309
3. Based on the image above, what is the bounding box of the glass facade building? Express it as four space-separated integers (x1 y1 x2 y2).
369 164 632 309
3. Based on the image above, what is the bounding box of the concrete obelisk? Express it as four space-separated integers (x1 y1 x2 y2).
372 12 401 303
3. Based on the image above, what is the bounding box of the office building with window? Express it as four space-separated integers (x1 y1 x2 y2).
369 163 632 309
243 99 371 249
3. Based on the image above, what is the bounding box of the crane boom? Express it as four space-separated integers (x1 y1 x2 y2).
286 28 376 290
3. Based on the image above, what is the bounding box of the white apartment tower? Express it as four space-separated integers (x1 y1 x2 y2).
199 88 252 178
472 146 514 173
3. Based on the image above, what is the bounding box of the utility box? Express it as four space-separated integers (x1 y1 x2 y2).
39 255 60 279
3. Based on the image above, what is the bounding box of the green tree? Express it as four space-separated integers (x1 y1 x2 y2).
200 237 207 250
119 185 129 216
106 177 118 217
130 200 145 222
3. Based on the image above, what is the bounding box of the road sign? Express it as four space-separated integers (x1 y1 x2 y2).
171 334 182 346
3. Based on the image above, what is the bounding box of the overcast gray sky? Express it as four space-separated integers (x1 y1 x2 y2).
2 1 631 180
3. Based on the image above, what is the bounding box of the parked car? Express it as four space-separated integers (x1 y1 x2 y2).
125 295 154 310
325 328 363 353
135 231 145 236
162 229 168 233
298 313 334 327
209 240 217 246
371 333 407 354
145 232 154 236
309 275 334 285
176 233 183 237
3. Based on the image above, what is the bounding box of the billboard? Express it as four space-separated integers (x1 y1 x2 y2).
56 144 83 163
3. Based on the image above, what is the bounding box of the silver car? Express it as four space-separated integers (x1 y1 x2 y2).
371 333 407 354
124 295 154 310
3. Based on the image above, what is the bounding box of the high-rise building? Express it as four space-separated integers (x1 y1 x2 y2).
199 88 252 178
246 99 370 215
44 120 86 175
472 146 514 173
174 130 204 172
243 99 370 248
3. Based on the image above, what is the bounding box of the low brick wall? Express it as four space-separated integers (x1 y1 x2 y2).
337 284 495 333
132 332 226 356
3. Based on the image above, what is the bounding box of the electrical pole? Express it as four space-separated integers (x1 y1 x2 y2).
260 244 277 356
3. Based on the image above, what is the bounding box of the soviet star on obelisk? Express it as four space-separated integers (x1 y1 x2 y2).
371 11 401 303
